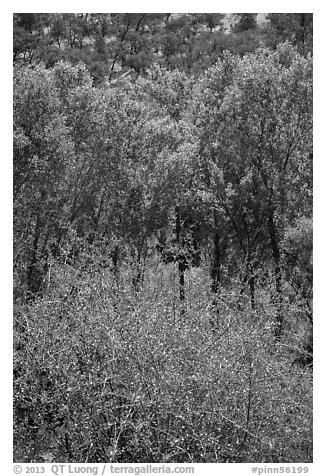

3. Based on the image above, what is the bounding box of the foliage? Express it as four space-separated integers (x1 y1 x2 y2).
263 14 313 56
13 15 313 463
13 13 313 84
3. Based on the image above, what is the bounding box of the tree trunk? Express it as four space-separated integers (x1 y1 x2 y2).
267 204 283 339
176 206 186 303
133 239 147 289
210 212 222 324
297 13 307 55
26 216 43 300
239 258 255 310
248 262 256 310
211 222 221 293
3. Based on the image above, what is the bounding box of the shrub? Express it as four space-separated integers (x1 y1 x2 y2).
14 260 312 462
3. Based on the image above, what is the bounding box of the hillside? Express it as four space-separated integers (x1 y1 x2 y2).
13 13 313 464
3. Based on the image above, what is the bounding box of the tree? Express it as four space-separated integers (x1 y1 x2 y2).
282 217 313 323
188 52 239 297
136 68 203 300
232 14 257 33
214 44 312 335
13 14 51 63
188 44 312 333
263 14 313 56
13 64 74 299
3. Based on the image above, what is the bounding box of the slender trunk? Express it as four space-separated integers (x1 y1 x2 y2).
297 13 306 55
248 262 255 310
26 216 43 300
239 259 255 310
108 22 130 82
176 206 185 303
191 223 201 267
211 224 221 294
133 239 147 289
267 204 283 339
305 298 313 325
111 244 120 277
179 261 185 302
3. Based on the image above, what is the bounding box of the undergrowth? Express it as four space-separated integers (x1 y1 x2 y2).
13 260 312 463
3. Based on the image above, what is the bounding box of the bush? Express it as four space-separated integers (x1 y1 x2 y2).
14 260 312 463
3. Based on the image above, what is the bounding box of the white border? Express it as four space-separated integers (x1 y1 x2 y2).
4 3 324 474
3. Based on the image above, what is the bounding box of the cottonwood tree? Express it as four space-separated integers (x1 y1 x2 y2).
217 44 312 335
14 61 119 297
135 68 200 300
282 217 313 323
188 52 239 297
189 44 312 334
263 14 313 56
14 64 74 299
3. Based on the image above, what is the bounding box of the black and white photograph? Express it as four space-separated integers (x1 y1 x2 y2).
12 7 315 469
